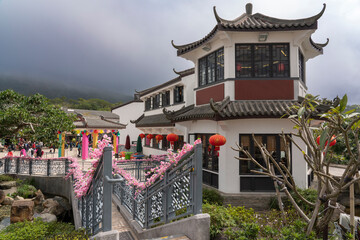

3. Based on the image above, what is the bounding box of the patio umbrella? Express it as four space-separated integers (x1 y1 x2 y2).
125 135 131 150
136 135 142 153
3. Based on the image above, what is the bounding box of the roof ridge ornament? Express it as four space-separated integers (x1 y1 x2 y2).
213 6 223 23
245 3 253 15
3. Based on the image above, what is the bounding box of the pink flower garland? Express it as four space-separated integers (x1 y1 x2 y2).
67 138 202 198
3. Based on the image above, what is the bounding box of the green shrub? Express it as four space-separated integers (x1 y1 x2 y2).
202 188 223 205
11 184 37 198
0 175 15 182
270 188 318 213
0 218 89 240
280 219 317 240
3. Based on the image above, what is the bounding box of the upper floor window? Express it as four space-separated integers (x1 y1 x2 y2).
235 43 289 78
162 91 170 107
153 94 161 109
145 98 152 111
199 48 224 87
174 86 183 104
299 50 305 84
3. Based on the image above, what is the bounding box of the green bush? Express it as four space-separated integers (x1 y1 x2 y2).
202 188 223 205
11 184 37 198
0 175 15 182
270 187 318 213
0 218 89 240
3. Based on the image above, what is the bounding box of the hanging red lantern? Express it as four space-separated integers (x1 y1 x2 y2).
139 133 145 139
278 63 285 72
155 134 163 143
94 130 98 134
166 133 179 148
236 63 242 72
57 131 61 134
111 129 115 133
316 135 336 147
146 134 154 140
209 134 226 156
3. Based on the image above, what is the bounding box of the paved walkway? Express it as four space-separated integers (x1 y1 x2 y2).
112 202 137 240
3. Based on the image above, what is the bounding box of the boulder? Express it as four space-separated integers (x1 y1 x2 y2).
32 190 45 206
0 181 16 190
42 198 64 216
0 190 4 204
14 196 24 201
38 213 57 223
10 200 34 223
2 196 14 205
53 196 71 211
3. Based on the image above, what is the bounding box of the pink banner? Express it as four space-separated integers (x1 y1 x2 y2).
82 134 89 160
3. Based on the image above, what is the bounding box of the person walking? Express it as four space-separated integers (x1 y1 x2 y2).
77 142 82 157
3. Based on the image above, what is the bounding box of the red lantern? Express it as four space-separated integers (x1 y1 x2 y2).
166 133 179 148
236 63 242 72
57 131 61 134
316 135 336 147
146 134 154 140
278 63 285 72
94 130 98 134
111 129 115 133
209 134 226 156
155 134 163 143
139 133 145 139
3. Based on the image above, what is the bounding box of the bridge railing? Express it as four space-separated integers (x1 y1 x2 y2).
113 143 203 229
116 160 162 182
77 147 113 235
0 157 70 176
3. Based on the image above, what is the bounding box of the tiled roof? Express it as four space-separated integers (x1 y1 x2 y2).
65 108 126 129
164 104 216 122
172 3 326 55
133 113 174 128
210 97 298 118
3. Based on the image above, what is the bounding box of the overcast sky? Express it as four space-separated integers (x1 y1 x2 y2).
0 0 359 103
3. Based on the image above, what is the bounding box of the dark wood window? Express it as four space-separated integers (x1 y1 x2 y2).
174 86 184 104
198 48 224 87
145 98 152 111
299 50 305 84
162 91 170 107
161 134 169 150
195 133 219 188
153 94 161 109
235 43 289 78
153 134 160 149
239 134 291 192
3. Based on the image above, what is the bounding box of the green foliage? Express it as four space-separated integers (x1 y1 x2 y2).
202 188 224 205
0 175 15 182
270 188 318 214
11 184 37 199
50 97 122 111
0 90 75 146
203 203 318 239
0 218 89 240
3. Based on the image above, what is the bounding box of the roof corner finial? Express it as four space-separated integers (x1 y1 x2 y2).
246 3 253 15
171 40 179 49
213 6 221 23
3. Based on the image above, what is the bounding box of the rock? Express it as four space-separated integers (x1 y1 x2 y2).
14 196 24 201
10 200 34 223
38 213 57 223
0 181 16 190
0 217 10 231
42 198 64 216
32 190 45 206
53 196 71 211
2 196 14 205
0 190 4 204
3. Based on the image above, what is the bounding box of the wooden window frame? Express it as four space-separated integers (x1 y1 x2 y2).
198 48 224 87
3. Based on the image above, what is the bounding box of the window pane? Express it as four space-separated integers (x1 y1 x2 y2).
207 53 216 84
240 135 251 174
254 45 270 77
235 45 252 77
298 50 305 83
216 48 224 81
199 58 207 86
272 44 289 77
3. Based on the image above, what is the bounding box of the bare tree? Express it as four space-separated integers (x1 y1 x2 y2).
233 94 360 236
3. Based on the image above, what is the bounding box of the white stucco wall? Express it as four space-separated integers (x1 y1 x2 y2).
112 102 143 146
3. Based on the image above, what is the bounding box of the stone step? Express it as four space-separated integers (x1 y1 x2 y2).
0 181 16 190
143 235 190 240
